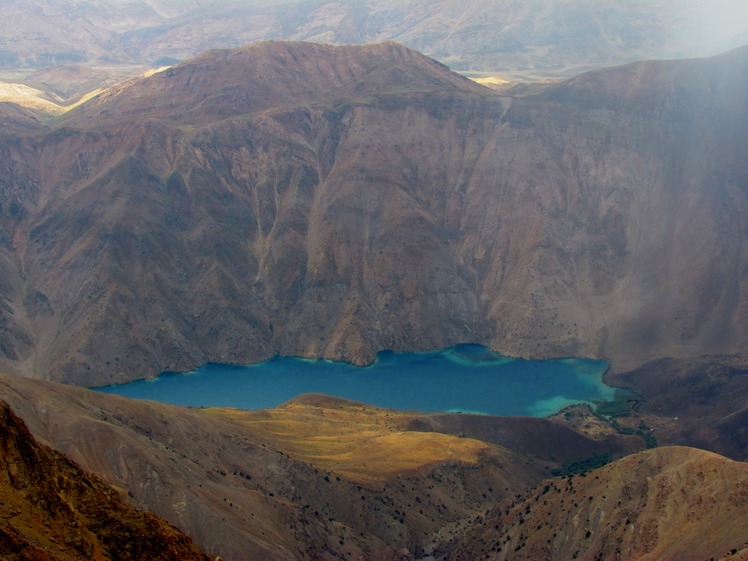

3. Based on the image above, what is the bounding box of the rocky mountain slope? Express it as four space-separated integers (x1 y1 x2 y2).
1 41 747 387
437 446 748 561
0 400 212 561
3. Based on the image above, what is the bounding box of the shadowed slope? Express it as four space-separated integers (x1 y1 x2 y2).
609 356 748 460
403 412 642 466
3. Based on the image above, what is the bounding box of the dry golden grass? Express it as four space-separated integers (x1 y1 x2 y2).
0 82 66 115
204 396 492 483
0 81 104 117
470 75 510 87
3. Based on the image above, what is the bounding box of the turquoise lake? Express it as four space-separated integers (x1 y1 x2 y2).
97 344 615 417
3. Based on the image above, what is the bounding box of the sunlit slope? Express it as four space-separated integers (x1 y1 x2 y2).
439 446 748 561
0 82 66 115
207 394 524 483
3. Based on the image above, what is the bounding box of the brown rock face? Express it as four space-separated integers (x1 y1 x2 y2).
0 400 212 561
0 41 747 385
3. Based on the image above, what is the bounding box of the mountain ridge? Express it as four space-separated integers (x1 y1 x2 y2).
58 41 489 128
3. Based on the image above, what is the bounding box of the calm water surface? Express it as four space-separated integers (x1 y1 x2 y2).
96 344 615 417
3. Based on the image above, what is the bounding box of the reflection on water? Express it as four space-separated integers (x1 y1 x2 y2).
96 344 614 417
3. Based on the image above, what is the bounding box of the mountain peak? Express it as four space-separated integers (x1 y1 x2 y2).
61 40 486 128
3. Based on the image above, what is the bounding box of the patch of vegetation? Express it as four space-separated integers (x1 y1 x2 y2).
592 399 630 417
637 422 658 449
551 453 611 477
593 389 637 418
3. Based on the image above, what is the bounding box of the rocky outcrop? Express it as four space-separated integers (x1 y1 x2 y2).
0 400 212 561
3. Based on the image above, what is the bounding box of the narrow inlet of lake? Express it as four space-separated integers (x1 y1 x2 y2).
96 344 616 417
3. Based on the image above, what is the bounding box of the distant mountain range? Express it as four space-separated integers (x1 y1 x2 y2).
2 0 747 79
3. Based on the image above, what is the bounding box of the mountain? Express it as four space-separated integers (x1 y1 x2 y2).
3 0 747 82
0 41 747 388
58 41 486 128
0 400 212 561
436 446 748 561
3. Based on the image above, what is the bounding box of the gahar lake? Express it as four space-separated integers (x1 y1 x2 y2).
97 344 617 417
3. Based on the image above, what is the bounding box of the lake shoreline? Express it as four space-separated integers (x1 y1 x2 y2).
96 344 616 418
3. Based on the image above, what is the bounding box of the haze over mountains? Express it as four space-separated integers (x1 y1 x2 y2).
3 0 748 100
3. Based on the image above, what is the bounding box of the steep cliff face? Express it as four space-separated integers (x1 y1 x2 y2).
0 42 747 385
0 401 212 561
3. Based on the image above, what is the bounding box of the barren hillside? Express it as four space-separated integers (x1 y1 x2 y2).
438 446 748 561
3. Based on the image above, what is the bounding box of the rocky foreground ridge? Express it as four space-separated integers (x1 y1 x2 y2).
0 373 630 560
0 400 212 561
1 41 747 386
438 446 748 561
